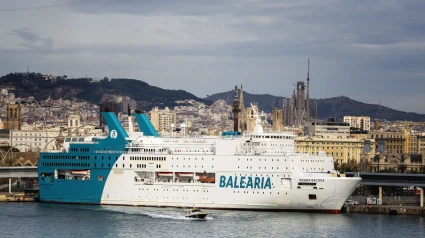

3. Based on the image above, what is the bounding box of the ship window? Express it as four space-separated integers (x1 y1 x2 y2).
298 183 316 186
309 194 317 200
98 176 104 181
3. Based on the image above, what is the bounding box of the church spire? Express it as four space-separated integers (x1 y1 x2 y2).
232 85 241 132
282 95 287 127
239 84 245 111
289 84 296 127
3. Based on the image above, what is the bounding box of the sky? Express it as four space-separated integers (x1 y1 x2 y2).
0 0 424 113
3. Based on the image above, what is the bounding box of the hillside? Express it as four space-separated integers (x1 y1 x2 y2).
317 96 425 121
2 72 424 121
206 91 425 121
0 73 211 110
205 90 281 113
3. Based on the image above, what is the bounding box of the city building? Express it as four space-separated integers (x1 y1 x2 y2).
369 131 405 154
303 118 350 138
418 135 425 155
367 131 425 172
295 136 375 165
272 106 283 132
148 107 176 133
6 103 22 130
9 115 103 152
343 116 371 131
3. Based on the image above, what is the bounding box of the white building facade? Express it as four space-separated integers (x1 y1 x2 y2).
9 115 104 152
343 116 371 131
303 118 350 138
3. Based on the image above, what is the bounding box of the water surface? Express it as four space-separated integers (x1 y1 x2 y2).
1 203 423 238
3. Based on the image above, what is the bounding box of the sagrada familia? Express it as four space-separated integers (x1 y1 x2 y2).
233 59 318 132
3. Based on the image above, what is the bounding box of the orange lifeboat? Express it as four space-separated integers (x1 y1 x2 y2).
71 170 88 175
199 175 215 183
178 172 194 178
157 172 173 177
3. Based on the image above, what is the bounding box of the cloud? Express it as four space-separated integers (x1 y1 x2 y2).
0 0 425 114
13 28 40 42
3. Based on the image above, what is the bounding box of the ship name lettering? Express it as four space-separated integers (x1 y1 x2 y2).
219 175 271 189
299 179 324 182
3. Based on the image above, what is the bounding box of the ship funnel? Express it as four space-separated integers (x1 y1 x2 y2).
99 112 129 150
133 113 159 137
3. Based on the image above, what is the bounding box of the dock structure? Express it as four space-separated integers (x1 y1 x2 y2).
345 172 425 208
344 205 425 215
0 167 37 194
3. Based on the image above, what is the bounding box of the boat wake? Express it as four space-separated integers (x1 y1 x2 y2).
101 206 213 220
141 211 213 220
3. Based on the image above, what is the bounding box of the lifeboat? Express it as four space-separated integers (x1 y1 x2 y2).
199 175 215 183
178 172 194 178
71 170 88 175
157 172 173 177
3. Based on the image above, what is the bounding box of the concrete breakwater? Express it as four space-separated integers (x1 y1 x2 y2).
0 194 36 202
344 205 425 215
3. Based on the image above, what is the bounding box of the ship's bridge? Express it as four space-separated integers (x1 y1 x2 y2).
246 133 296 140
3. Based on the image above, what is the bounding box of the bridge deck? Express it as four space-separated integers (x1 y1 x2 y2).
0 166 38 178
345 172 425 187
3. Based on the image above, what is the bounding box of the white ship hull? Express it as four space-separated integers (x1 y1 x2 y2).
39 112 361 214
100 154 360 213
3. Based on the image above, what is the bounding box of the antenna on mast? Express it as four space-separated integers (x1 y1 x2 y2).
307 58 310 82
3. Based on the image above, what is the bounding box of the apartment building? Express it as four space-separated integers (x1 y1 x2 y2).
343 116 371 131
148 107 176 133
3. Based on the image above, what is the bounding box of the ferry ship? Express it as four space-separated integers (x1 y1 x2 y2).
38 108 361 213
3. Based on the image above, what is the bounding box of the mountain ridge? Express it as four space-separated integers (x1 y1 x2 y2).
0 72 211 110
205 90 425 122
1 72 424 121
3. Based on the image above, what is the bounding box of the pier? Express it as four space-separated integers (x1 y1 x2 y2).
0 166 38 197
344 204 425 215
0 194 36 202
345 172 425 208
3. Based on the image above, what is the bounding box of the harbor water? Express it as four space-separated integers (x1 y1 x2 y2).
1 203 424 238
